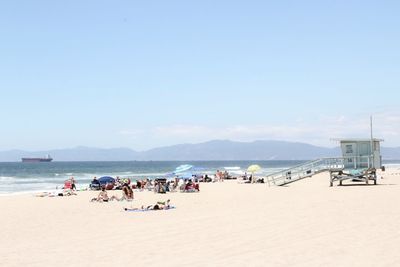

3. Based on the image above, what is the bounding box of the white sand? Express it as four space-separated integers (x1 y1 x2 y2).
1 168 400 267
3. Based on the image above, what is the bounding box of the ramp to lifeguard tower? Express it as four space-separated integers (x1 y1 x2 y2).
266 158 344 186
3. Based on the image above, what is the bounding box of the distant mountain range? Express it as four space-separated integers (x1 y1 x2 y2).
1 140 400 162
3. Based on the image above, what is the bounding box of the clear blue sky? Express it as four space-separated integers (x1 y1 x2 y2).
1 0 399 150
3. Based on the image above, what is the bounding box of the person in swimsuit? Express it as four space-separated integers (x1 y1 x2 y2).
121 183 134 200
146 199 171 210
124 199 172 211
92 187 109 202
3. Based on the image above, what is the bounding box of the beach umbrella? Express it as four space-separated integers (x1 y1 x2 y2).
98 176 116 189
98 176 115 184
172 165 206 181
247 165 261 173
174 164 194 174
247 165 261 183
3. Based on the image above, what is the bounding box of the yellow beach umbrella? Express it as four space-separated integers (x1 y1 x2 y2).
247 164 261 173
247 164 261 183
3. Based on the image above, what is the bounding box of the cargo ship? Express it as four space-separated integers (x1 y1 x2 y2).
21 155 53 162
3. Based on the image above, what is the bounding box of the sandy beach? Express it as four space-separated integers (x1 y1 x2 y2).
1 168 400 267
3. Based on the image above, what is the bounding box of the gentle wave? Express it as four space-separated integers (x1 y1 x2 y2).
0 176 15 182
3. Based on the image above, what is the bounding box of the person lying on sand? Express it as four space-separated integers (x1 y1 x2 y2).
61 189 77 196
35 189 77 197
124 199 171 211
149 199 171 210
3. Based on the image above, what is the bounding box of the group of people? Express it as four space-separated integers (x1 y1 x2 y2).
91 182 134 202
194 171 230 183
62 177 77 190
215 170 227 182
57 177 78 196
135 179 151 190
179 179 200 192
131 178 183 193
56 176 175 211
134 179 177 193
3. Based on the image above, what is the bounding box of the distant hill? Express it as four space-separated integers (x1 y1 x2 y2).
0 140 399 162
138 140 340 160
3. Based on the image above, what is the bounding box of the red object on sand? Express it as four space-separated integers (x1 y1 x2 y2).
64 180 72 189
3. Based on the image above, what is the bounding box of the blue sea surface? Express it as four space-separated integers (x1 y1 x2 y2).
0 160 306 195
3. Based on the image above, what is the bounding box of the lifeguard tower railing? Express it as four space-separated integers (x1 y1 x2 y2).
266 155 375 186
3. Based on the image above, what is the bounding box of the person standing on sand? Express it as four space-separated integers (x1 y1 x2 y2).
70 177 76 190
222 170 228 181
218 170 224 182
215 170 220 182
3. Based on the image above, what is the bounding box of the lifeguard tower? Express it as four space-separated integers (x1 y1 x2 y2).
264 117 385 187
329 138 383 186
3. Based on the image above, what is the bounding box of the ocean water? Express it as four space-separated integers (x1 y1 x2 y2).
0 160 306 195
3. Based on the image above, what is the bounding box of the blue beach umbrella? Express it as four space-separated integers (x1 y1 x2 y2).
174 164 194 174
98 176 115 185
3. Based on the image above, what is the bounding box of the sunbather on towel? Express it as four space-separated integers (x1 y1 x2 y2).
124 199 172 211
147 199 171 210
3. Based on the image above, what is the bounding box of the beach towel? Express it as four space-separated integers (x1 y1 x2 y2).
34 190 63 197
124 206 176 212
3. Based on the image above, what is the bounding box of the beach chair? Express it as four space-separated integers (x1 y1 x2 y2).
63 180 72 190
89 180 101 190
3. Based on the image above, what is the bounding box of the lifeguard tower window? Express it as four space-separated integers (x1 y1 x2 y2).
345 145 353 154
